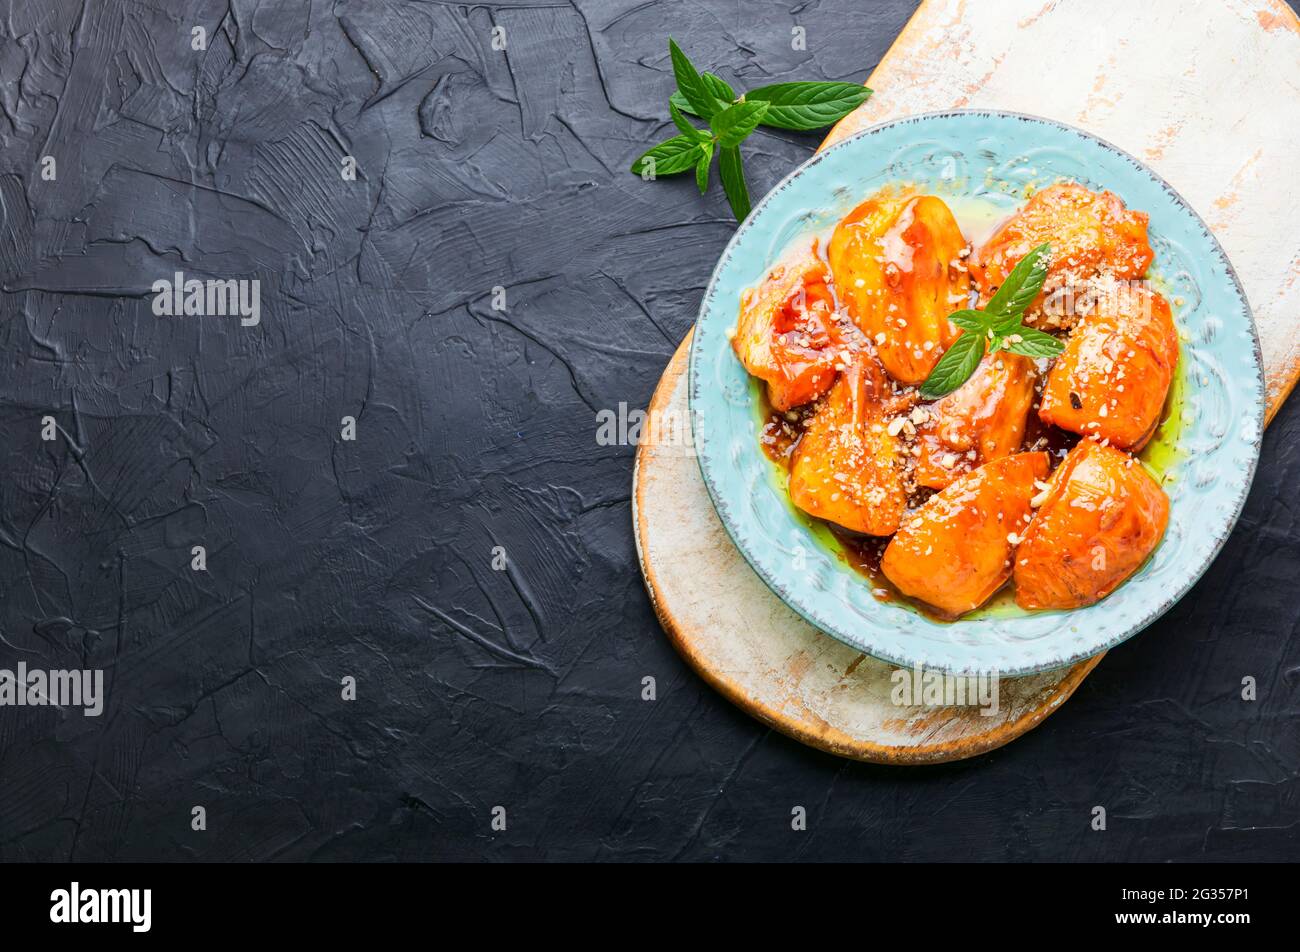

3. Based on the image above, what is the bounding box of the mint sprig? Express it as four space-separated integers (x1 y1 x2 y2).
918 243 1061 399
634 38 872 221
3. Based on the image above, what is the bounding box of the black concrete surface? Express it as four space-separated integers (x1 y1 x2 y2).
0 0 1295 861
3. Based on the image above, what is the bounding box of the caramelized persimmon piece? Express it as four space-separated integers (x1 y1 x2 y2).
881 452 1050 617
913 351 1037 490
1013 440 1169 610
828 190 968 385
970 183 1153 329
733 241 844 411
1039 285 1178 451
789 354 911 536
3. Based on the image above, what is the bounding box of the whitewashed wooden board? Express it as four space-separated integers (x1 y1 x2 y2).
635 0 1300 763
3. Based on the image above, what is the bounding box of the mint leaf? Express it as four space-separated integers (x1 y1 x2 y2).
701 73 736 103
694 141 713 195
946 309 989 332
670 73 735 119
744 81 872 131
985 242 1052 319
668 39 717 119
918 331 986 399
990 308 1027 335
711 100 768 148
630 135 704 177
718 146 750 220
1002 327 1065 359
669 101 704 139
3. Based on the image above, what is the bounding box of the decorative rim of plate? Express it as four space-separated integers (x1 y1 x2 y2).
688 109 1265 676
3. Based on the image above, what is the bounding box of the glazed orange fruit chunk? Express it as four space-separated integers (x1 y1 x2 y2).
1039 285 1179 451
913 351 1037 490
970 183 1153 328
881 452 1050 617
828 190 968 385
733 241 843 411
789 354 911 536
1013 440 1169 610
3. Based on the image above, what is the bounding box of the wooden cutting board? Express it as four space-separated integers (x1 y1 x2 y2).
634 0 1300 764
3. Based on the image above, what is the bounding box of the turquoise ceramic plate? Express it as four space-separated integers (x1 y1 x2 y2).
689 111 1264 676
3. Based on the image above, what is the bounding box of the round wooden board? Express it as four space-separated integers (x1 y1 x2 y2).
633 331 1103 765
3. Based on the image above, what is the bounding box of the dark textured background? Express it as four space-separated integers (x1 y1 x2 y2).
0 0 1296 862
